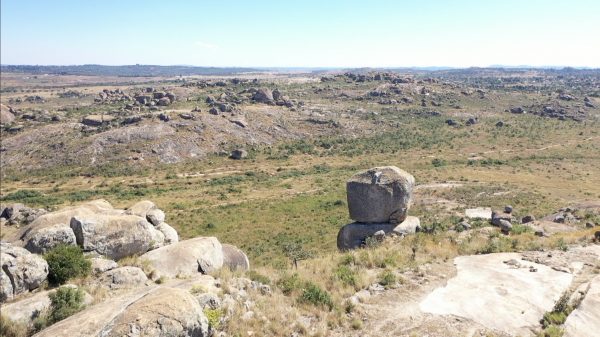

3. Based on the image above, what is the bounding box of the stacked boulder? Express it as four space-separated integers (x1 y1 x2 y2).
337 166 420 250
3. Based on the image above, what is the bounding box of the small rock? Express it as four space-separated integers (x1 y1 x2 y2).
196 293 221 310
499 219 512 234
146 208 165 226
521 215 535 224
230 149 248 160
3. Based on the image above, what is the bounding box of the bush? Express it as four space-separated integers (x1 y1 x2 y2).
542 311 567 326
44 245 91 285
334 265 357 287
277 273 302 295
48 287 86 324
203 308 223 329
431 158 446 167
511 224 532 235
538 325 564 337
378 269 396 288
299 282 334 310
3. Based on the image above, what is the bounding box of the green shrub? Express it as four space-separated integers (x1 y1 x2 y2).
378 269 396 288
542 311 567 326
299 282 334 310
511 224 532 235
44 245 91 285
338 254 355 266
48 287 86 324
431 158 446 167
538 325 564 337
203 308 223 329
334 265 357 287
351 318 363 330
277 273 302 295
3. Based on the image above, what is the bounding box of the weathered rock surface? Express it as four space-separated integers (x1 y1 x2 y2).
97 266 148 289
337 216 421 250
465 207 492 220
146 208 165 226
156 222 179 244
392 216 421 235
564 275 600 337
252 88 274 103
222 244 250 271
337 222 396 250
32 286 207 337
0 243 49 302
0 286 92 323
82 114 114 126
23 223 77 254
346 166 415 224
0 103 16 124
101 287 208 337
14 199 120 243
420 253 573 336
90 257 118 274
140 237 224 279
70 214 160 260
491 210 512 226
126 200 158 218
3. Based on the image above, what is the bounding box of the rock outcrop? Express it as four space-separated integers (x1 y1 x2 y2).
564 275 600 337
97 266 148 289
32 286 208 337
23 223 77 254
338 166 418 250
1 285 92 323
0 242 49 302
222 244 250 271
70 214 162 260
420 252 573 336
140 237 224 279
346 166 414 224
101 287 208 337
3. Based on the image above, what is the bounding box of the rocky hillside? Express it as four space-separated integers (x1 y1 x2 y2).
1 69 599 177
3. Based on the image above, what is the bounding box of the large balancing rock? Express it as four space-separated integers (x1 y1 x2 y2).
346 166 415 224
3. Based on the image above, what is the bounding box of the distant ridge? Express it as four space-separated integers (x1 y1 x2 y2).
0 64 263 77
1 64 598 77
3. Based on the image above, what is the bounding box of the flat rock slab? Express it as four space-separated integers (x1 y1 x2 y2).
564 275 600 337
534 220 577 235
419 253 573 336
465 207 492 220
33 287 155 337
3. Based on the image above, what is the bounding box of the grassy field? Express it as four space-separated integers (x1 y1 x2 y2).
3 113 599 267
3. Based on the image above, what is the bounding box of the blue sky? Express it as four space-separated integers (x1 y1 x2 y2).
1 0 599 67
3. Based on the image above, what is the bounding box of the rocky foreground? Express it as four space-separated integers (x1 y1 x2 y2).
1 166 599 337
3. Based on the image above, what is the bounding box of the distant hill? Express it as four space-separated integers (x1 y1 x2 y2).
0 64 263 77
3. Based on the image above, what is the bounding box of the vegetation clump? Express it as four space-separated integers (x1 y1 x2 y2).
44 244 91 285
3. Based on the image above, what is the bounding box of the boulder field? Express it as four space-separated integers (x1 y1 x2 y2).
1 199 249 305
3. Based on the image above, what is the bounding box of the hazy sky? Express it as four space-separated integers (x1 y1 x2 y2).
1 0 599 67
